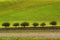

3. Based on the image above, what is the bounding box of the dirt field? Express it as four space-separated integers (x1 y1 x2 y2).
0 28 60 38
0 33 60 38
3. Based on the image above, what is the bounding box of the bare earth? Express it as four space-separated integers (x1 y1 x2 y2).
0 33 60 38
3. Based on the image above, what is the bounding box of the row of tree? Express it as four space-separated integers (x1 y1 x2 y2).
2 21 57 28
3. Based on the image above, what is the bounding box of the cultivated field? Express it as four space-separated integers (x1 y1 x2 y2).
0 0 60 21
0 0 60 27
0 37 60 40
0 0 60 40
0 29 60 40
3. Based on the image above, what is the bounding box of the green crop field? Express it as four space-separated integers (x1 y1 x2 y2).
0 37 60 40
0 0 60 27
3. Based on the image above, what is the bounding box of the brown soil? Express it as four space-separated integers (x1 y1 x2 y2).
0 33 60 38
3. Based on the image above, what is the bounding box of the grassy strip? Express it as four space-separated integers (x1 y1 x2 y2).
0 37 60 40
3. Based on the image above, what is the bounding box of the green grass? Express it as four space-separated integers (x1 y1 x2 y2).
0 1 60 21
0 37 60 40
0 0 60 27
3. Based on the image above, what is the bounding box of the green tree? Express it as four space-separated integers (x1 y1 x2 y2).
21 22 29 28
2 22 10 28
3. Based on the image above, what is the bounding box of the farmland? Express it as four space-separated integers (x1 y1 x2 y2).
0 37 60 40
0 0 60 27
0 0 60 21
0 0 60 40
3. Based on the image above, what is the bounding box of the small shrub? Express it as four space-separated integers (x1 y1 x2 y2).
13 23 19 28
33 23 39 27
21 22 29 27
50 21 57 26
40 23 46 27
2 22 10 28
